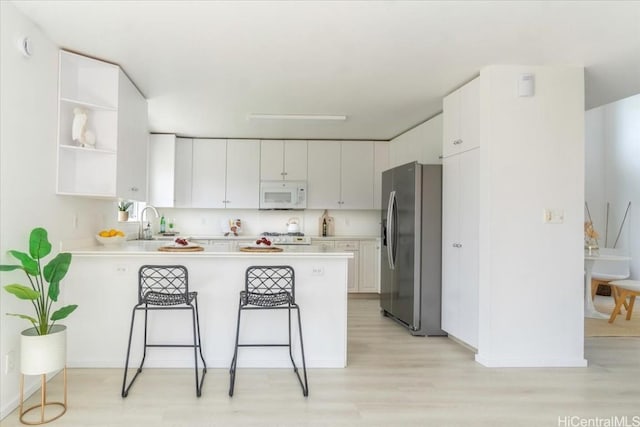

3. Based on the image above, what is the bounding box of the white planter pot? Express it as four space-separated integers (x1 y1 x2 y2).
20 325 67 375
118 211 129 222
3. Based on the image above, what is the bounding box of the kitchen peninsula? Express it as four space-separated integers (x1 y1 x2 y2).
62 241 351 369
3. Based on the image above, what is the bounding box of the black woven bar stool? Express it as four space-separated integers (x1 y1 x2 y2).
229 265 308 397
122 265 207 397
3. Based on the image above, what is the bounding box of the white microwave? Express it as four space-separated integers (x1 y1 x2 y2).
260 181 307 210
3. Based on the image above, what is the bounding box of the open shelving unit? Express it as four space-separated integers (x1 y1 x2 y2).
56 51 119 197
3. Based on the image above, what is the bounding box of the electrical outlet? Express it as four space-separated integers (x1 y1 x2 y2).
311 267 324 276
5 350 16 374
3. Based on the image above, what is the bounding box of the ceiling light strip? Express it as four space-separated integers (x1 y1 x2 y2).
248 114 347 121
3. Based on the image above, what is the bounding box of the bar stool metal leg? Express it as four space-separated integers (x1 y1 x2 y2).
191 297 207 397
229 296 243 397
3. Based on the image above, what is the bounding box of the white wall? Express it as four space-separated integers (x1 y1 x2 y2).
585 94 640 277
390 114 443 167
476 65 586 367
0 3 115 419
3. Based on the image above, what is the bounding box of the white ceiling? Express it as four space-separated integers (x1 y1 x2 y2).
13 0 640 140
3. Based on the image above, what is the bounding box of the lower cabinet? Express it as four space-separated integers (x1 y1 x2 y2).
312 239 380 293
358 240 380 293
335 241 360 293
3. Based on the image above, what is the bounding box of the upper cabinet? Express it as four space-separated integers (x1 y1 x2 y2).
116 69 148 201
148 136 384 211
192 139 226 208
340 141 374 209
442 77 480 157
225 140 260 208
373 141 390 210
307 141 375 210
307 141 341 209
56 50 148 200
173 138 194 208
148 137 260 209
148 134 176 207
260 140 307 181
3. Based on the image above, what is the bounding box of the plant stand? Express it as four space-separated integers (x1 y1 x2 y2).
19 368 67 425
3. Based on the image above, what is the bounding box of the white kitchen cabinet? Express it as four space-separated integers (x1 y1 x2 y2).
173 138 193 208
116 69 148 201
358 239 380 293
57 50 148 199
148 138 259 209
441 148 479 348
340 142 374 209
307 141 375 210
226 139 260 208
374 142 390 210
307 141 341 209
311 238 379 293
335 241 360 293
192 139 226 208
442 77 480 157
260 140 307 181
148 136 192 208
148 134 176 207
311 239 335 249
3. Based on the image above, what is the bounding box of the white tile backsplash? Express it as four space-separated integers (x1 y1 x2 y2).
150 208 381 237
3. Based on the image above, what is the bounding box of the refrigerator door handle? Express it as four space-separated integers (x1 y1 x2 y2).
387 190 396 270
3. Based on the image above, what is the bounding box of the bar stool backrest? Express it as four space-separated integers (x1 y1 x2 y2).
245 266 295 305
138 265 189 304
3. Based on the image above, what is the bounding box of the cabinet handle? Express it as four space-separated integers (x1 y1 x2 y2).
281 172 287 176
130 187 138 192
452 243 462 248
453 139 463 145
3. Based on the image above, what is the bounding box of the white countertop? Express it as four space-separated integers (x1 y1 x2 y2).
70 241 354 257
152 234 379 241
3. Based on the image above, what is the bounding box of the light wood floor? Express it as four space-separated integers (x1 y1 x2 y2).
3 296 639 427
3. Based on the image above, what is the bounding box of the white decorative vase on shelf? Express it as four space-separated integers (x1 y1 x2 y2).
19 325 68 424
118 211 129 222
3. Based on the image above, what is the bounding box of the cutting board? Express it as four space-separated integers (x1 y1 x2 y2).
157 245 204 252
239 246 283 253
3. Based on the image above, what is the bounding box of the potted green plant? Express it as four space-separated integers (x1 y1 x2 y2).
1 227 76 423
2 227 77 334
118 200 133 222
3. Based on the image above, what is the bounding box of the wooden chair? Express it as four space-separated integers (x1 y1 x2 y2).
590 249 630 308
608 280 640 323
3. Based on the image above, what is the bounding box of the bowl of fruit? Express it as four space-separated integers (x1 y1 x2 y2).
96 229 126 245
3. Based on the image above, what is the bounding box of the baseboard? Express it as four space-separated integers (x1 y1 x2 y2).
475 354 588 367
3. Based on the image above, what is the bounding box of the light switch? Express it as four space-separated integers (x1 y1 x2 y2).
543 208 564 224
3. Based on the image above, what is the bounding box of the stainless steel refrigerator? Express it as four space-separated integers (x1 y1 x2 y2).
380 162 445 336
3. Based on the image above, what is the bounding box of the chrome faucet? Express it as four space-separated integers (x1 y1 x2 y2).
139 205 160 240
